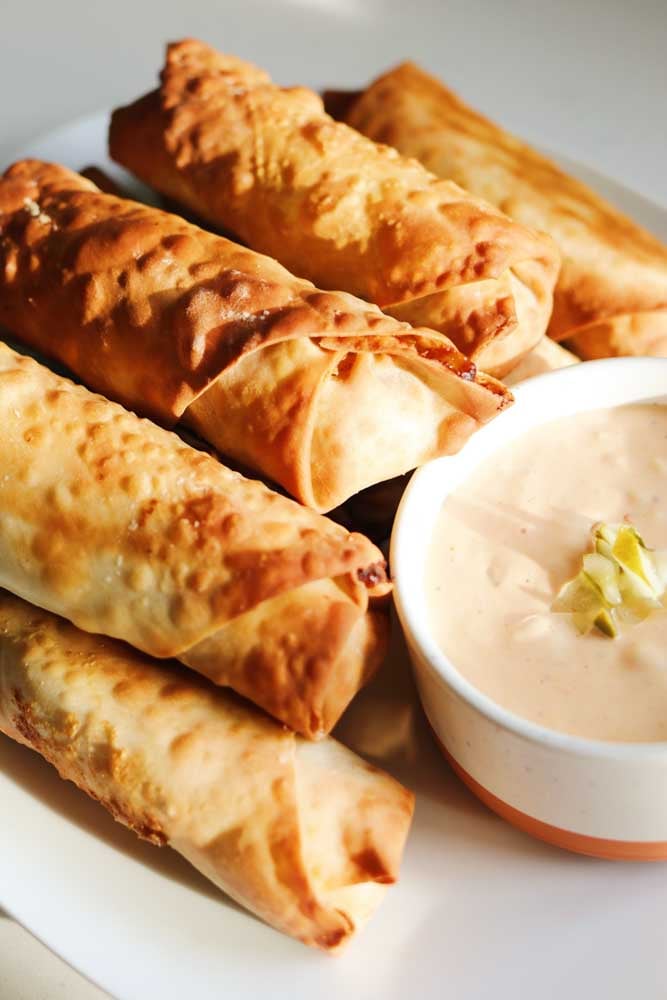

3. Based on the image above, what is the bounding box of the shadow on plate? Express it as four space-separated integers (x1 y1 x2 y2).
0 602 563 925
336 615 566 865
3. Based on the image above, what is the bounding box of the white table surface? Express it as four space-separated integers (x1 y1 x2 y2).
0 1 666 998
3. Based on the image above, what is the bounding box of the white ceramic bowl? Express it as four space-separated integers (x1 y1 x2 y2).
392 358 667 860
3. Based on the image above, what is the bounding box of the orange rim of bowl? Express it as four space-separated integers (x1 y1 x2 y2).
435 737 667 862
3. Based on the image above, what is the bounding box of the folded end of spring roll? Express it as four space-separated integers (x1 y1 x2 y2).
109 40 560 380
329 61 667 362
183 330 513 512
563 311 667 361
0 590 414 950
180 573 391 740
0 158 513 514
0 342 390 738
504 335 579 385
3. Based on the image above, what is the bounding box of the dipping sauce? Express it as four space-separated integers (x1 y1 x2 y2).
427 403 667 742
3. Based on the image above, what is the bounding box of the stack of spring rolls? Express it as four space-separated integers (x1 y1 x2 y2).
323 61 667 360
0 160 518 513
0 343 416 950
2 36 663 952
108 40 560 380
107 39 667 367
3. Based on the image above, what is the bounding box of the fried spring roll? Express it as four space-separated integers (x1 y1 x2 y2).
108 39 559 378
0 160 511 513
0 590 414 950
0 343 391 738
504 336 579 386
329 61 667 360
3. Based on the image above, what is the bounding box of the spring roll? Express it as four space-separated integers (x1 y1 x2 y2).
0 159 511 513
329 61 667 360
0 342 392 738
108 39 559 378
504 336 579 386
0 589 414 950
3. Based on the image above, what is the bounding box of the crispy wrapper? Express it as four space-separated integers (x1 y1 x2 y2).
0 343 392 738
330 61 667 360
0 590 414 950
108 39 559 378
504 336 579 386
331 329 579 533
0 159 511 512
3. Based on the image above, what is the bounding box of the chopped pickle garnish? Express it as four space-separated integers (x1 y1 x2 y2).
593 607 618 639
582 552 621 606
553 522 667 638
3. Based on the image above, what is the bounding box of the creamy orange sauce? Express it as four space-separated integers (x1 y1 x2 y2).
427 404 667 742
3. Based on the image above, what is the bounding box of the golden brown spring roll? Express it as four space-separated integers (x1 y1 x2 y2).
0 342 391 738
335 335 579 534
504 336 579 386
0 159 512 513
108 39 560 378
330 61 667 360
0 590 414 950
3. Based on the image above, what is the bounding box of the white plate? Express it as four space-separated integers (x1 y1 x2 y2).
3 115 667 1000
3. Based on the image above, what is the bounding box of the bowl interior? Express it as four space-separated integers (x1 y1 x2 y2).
391 356 667 754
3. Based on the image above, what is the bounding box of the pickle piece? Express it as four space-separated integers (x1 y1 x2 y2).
582 552 621 606
593 522 617 560
553 571 610 635
593 607 618 639
612 525 663 597
554 522 667 639
553 572 602 615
